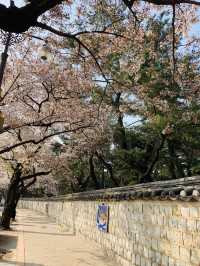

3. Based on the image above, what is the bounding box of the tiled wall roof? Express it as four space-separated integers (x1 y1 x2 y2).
23 176 200 202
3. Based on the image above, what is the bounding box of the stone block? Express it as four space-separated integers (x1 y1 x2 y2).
171 245 180 260
174 261 187 266
167 230 183 244
149 250 157 263
160 240 172 256
125 249 132 261
151 238 158 250
192 234 200 248
180 207 190 218
191 248 200 265
135 254 141 266
154 227 161 238
155 251 161 264
196 220 200 232
182 232 193 247
143 246 149 258
140 256 146 266
179 246 190 262
145 260 151 266
132 254 136 265
177 218 187 231
164 206 173 216
189 207 199 218
172 206 181 216
169 257 175 266
168 217 178 229
187 219 197 232
161 254 169 266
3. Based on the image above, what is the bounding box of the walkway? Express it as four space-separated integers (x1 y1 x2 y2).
0 209 116 266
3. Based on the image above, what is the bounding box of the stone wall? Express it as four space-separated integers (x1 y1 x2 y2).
19 177 200 266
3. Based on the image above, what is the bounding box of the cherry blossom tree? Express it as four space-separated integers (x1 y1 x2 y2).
0 0 199 228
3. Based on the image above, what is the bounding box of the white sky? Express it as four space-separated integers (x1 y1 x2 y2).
0 0 24 7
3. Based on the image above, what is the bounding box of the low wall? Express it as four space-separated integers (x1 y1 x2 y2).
19 176 200 266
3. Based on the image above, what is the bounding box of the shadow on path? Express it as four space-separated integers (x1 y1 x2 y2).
13 229 74 237
18 215 55 225
0 260 44 266
69 248 113 264
8 209 118 266
0 235 18 250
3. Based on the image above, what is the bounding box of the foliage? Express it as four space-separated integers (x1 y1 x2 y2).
0 1 199 196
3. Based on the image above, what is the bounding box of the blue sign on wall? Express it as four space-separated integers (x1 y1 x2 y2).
96 204 109 232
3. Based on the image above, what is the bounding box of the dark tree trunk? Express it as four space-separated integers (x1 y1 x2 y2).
1 164 22 229
184 148 193 177
76 167 90 191
1 165 49 229
167 140 177 179
140 134 166 183
167 139 185 178
168 160 177 179
113 92 128 150
89 155 100 189
0 1 62 33
11 192 20 221
117 114 128 150
95 151 119 186
79 175 90 190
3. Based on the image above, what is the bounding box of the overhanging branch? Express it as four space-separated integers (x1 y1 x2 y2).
0 123 93 155
0 0 63 33
35 22 108 82
21 171 51 181
0 0 198 33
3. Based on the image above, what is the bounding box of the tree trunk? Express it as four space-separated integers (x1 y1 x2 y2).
1 165 49 229
113 92 128 150
140 134 166 183
117 114 128 150
95 151 119 186
167 139 185 178
89 155 100 189
11 192 20 221
1 184 19 228
1 164 21 229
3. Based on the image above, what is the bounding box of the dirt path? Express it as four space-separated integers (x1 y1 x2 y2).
0 209 117 266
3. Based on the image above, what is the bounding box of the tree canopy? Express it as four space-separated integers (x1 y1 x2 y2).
0 0 199 197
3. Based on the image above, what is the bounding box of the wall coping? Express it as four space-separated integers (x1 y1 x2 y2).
21 176 200 202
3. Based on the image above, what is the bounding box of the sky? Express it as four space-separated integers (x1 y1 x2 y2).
0 0 24 7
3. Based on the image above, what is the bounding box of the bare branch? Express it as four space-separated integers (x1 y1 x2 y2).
21 171 51 181
0 123 93 155
0 0 199 34
35 22 109 82
172 1 176 81
74 30 124 38
1 73 20 102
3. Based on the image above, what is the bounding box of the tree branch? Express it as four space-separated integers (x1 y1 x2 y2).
21 171 51 181
24 177 37 189
0 0 199 33
0 0 63 33
172 0 176 81
35 22 109 82
0 123 92 155
74 30 124 38
95 151 119 186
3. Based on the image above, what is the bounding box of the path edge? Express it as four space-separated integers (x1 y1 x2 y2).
16 224 25 266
